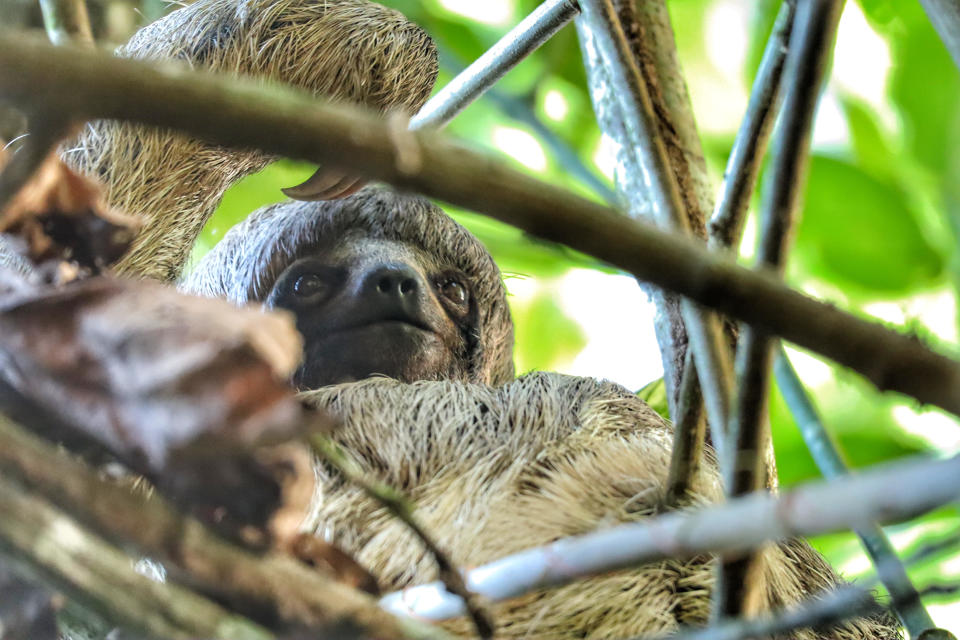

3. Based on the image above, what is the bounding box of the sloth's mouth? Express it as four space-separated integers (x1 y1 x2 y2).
337 318 435 336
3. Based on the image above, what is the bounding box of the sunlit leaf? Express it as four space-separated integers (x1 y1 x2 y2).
791 154 945 295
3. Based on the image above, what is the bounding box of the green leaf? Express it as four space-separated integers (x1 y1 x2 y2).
636 377 670 420
512 292 586 373
791 155 946 295
743 0 781 86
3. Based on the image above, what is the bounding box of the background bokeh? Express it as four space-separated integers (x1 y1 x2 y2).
8 0 959 630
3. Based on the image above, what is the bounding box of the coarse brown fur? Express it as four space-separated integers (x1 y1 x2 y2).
61 0 438 283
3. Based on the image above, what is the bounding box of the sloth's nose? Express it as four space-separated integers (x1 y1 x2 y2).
363 264 421 299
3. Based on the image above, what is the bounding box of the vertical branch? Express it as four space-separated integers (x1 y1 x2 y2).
38 0 94 47
716 0 844 619
708 0 798 251
576 1 735 466
774 349 941 638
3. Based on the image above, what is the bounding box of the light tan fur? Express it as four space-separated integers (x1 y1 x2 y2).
61 0 438 282
300 374 898 639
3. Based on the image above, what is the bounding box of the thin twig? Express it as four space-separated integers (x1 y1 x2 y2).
310 435 495 640
774 348 939 637
1 36 959 417
918 0 960 70
707 0 797 251
379 452 960 621
0 406 453 640
38 0 94 47
576 0 735 464
411 0 579 131
665 350 706 503
0 477 274 640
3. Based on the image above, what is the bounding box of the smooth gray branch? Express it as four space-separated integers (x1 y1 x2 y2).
774 348 938 637
576 0 734 470
918 0 960 70
719 0 844 618
0 35 959 417
379 451 960 620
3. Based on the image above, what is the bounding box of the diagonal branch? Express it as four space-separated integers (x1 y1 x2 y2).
0 35 959 417
379 452 960 621
717 0 844 619
774 348 940 637
0 407 453 640
310 435 494 640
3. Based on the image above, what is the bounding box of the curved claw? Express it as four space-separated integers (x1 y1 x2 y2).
281 167 368 201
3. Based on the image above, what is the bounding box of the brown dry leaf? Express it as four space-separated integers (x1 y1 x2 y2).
0 272 322 541
287 533 380 596
0 146 138 273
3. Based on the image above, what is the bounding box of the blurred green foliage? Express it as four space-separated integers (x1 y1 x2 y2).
190 0 960 625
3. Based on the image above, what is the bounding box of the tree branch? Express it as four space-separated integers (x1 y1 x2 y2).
0 476 274 640
918 0 960 70
707 0 797 251
718 0 844 618
38 0 94 47
379 452 960 621
576 0 735 468
0 408 453 640
774 348 939 637
1 35 959 417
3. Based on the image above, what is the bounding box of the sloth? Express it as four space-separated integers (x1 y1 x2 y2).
0 0 898 637
181 188 899 640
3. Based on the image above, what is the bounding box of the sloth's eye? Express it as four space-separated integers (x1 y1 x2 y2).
439 279 468 307
294 273 327 298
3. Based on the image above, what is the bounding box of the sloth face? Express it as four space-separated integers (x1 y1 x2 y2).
267 234 478 388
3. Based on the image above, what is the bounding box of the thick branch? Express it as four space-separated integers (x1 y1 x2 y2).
1 36 959 416
379 452 960 620
0 476 273 640
0 409 452 640
576 1 735 468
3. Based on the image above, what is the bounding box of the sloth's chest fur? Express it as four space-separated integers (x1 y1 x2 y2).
298 373 898 640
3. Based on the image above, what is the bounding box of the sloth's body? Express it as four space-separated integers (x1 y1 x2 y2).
1 0 899 638
298 375 897 639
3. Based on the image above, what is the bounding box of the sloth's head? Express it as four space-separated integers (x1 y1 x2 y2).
182 188 515 388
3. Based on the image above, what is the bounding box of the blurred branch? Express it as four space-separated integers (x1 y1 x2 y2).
718 0 843 619
0 407 453 640
2 36 960 417
0 475 274 640
380 452 960 621
38 0 94 47
918 0 960 70
774 348 940 637
576 0 735 472
310 435 494 640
